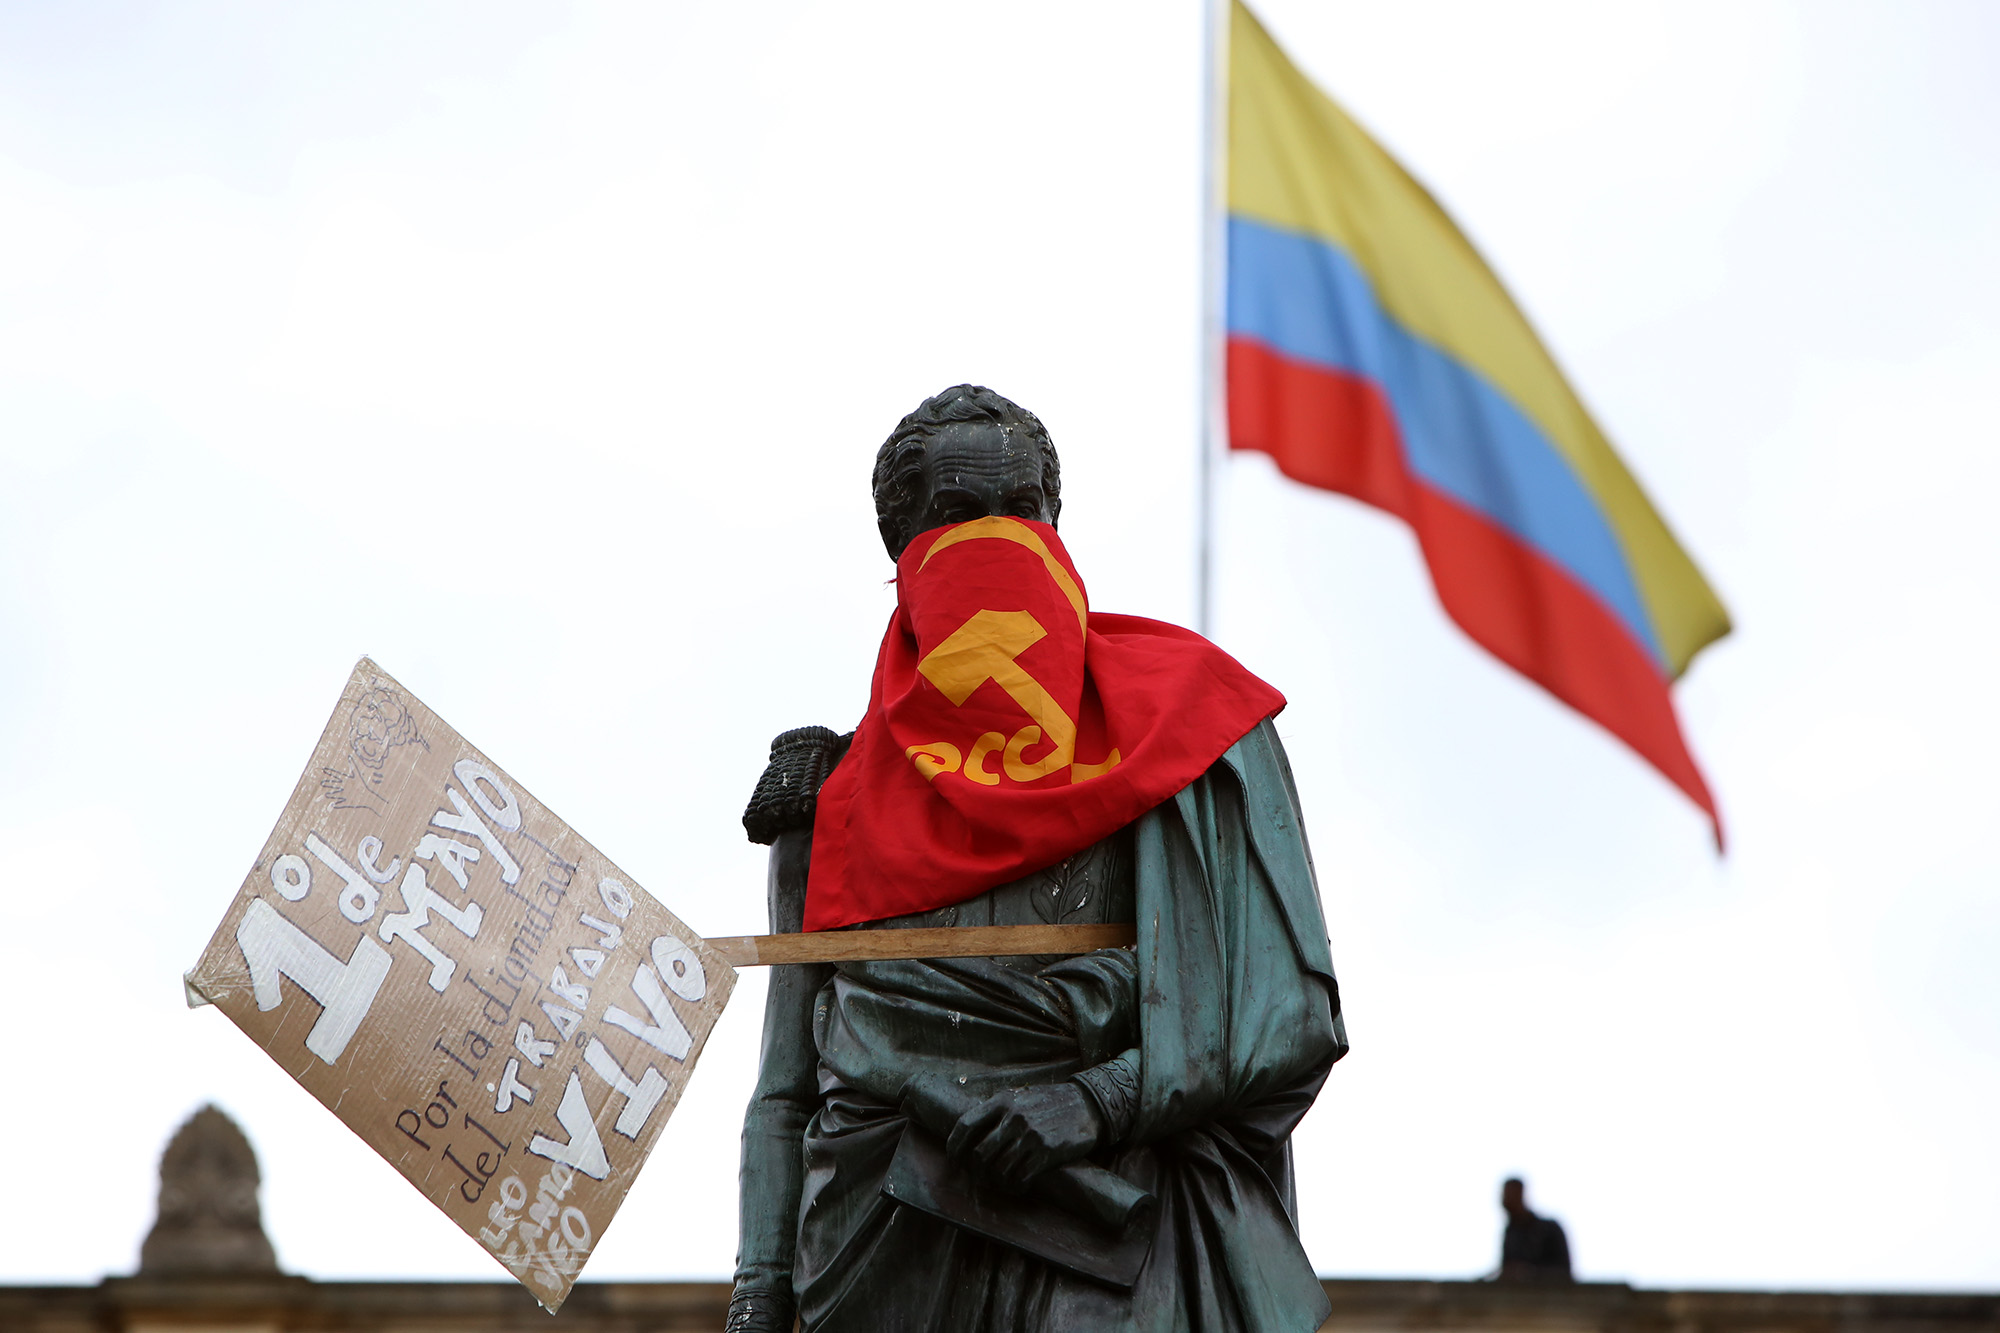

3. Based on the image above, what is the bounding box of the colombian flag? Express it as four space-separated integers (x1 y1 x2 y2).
1225 1 1729 839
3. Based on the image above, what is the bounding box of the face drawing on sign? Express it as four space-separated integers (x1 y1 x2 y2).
319 683 429 815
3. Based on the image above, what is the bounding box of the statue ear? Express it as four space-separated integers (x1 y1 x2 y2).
878 513 909 560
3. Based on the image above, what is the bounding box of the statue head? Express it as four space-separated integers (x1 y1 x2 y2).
1501 1176 1528 1218
872 384 1062 561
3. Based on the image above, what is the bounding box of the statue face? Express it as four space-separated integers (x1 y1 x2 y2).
885 420 1058 559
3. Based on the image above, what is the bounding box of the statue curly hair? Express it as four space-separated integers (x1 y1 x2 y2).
871 384 1062 558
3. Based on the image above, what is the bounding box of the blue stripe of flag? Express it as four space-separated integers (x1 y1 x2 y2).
1227 214 1665 670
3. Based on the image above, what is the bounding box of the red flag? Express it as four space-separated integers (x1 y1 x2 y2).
805 517 1284 931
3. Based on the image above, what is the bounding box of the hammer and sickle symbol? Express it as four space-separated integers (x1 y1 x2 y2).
908 608 1121 786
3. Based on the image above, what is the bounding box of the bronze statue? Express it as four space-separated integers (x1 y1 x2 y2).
728 386 1346 1331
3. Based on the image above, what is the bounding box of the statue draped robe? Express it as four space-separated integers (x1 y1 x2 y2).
736 720 1347 1332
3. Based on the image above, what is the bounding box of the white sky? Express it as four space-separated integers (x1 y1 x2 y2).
1 0 1994 1294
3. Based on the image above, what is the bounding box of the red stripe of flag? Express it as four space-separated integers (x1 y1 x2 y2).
1228 334 1722 842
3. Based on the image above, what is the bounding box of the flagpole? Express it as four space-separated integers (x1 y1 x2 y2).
1196 0 1225 639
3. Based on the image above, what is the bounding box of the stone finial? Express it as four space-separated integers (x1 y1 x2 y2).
138 1104 280 1276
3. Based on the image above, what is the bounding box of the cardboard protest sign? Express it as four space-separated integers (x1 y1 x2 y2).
186 658 735 1311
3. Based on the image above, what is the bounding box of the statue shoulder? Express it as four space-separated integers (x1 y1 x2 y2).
742 726 853 845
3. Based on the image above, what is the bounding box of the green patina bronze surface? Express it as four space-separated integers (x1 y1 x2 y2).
727 387 1347 1332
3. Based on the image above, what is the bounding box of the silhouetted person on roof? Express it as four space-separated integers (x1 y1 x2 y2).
1497 1177 1573 1282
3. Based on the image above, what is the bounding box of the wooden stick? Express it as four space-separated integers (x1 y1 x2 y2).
706 922 1137 967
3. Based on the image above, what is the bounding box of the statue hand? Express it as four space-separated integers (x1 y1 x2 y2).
945 1082 1103 1187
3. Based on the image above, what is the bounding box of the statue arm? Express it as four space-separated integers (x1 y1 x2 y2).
730 828 830 1329
1071 1046 1142 1142
1044 951 1144 1145
732 727 848 1332
943 949 1143 1184
1124 724 1347 1151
